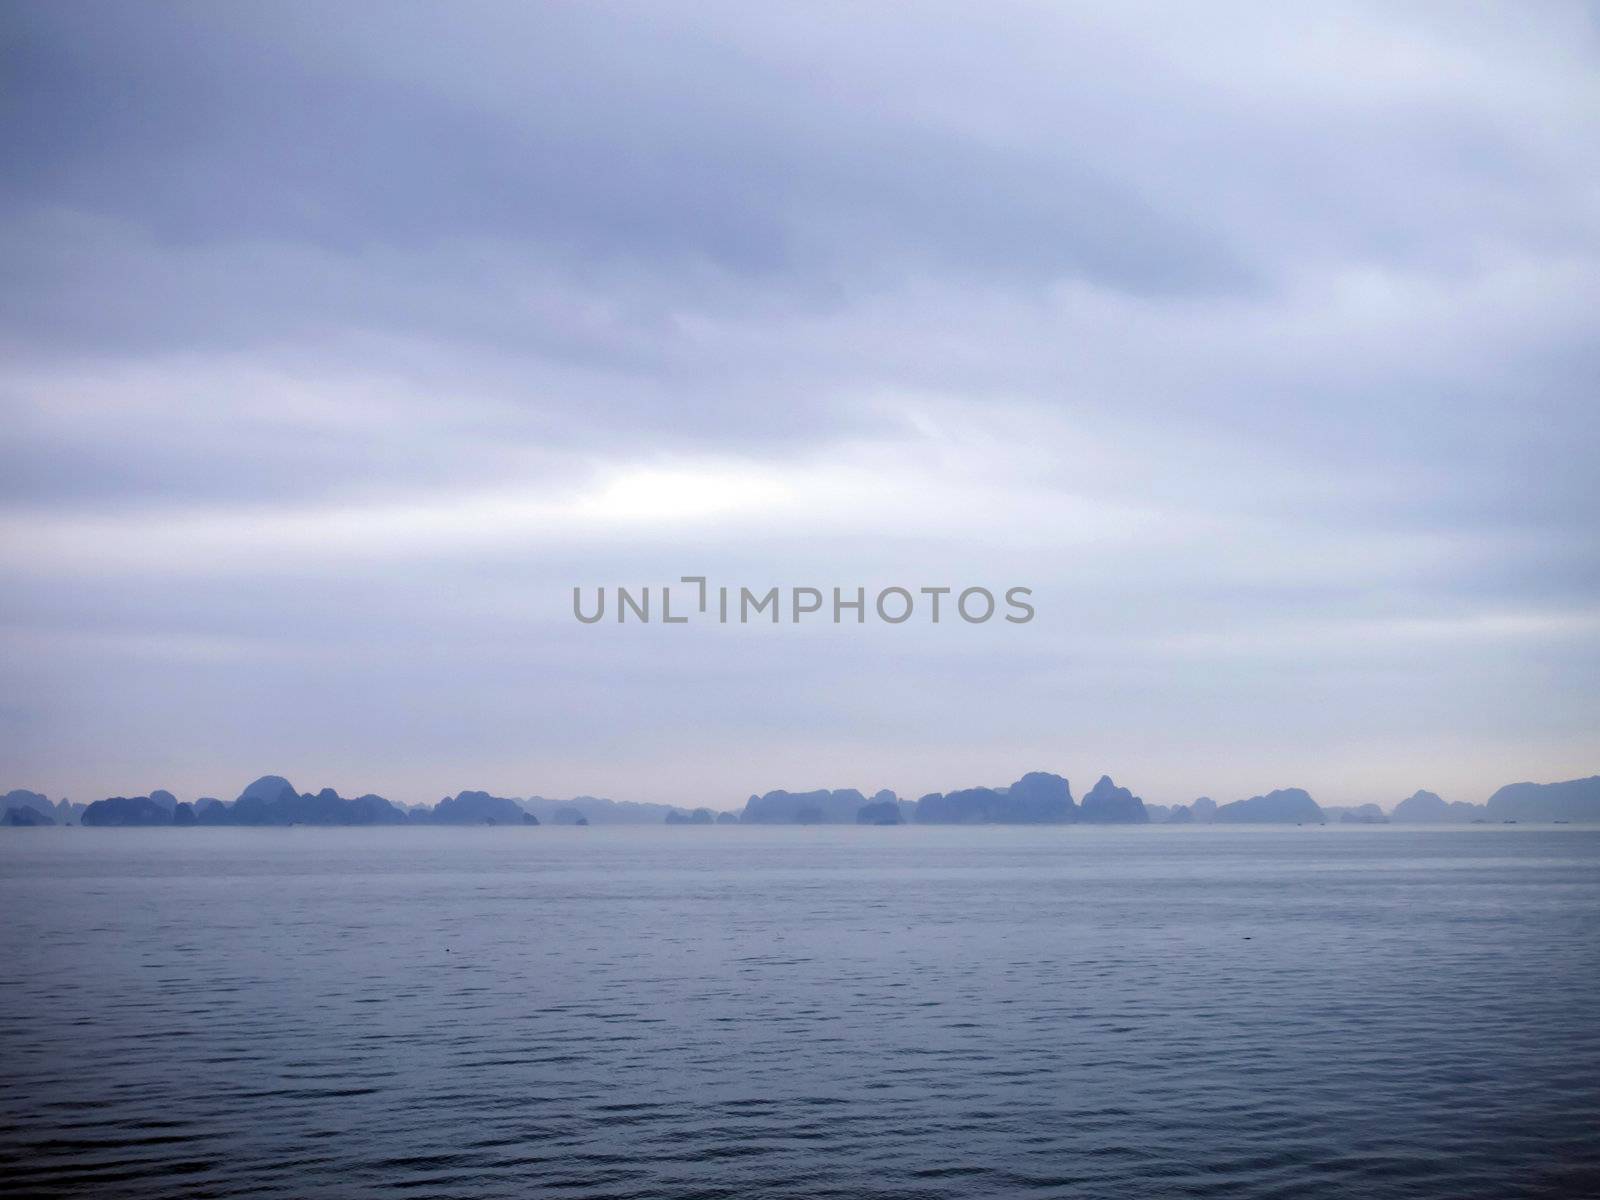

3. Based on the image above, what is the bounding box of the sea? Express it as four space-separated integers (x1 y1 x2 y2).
2 825 1597 1198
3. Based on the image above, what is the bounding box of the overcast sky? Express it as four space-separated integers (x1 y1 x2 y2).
2 1 1597 810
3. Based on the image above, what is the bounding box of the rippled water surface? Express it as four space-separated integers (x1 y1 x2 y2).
2 826 1597 1198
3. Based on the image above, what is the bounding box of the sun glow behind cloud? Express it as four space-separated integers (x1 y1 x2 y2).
571 463 794 525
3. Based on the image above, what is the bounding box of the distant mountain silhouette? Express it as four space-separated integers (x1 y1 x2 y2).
82 795 172 826
917 772 1076 824
222 777 408 825
3 802 55 826
235 776 295 805
429 791 538 824
742 789 869 824
1213 788 1324 823
3 790 56 826
855 788 903 824
256 788 401 825
856 798 902 824
1080 776 1149 823
1324 803 1389 824
517 794 685 824
14 769 1600 832
1391 790 1479 821
1486 776 1600 822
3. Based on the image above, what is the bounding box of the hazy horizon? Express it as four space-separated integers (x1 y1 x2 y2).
4 3 1598 808
9 768 1599 818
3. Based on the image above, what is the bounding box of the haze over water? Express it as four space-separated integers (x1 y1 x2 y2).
2 825 1597 1198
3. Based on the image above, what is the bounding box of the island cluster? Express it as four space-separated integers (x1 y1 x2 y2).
4 774 1597 828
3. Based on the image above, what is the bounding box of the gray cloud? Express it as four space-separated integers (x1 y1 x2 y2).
1 1 1597 806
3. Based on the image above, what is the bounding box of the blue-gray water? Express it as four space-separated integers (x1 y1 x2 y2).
2 826 1597 1199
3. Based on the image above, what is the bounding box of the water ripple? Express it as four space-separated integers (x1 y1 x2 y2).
1 826 1597 1198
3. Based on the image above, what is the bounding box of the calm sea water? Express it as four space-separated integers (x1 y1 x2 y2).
1 826 1597 1199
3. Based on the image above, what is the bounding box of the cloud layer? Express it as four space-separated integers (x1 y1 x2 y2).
3 1 1597 807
